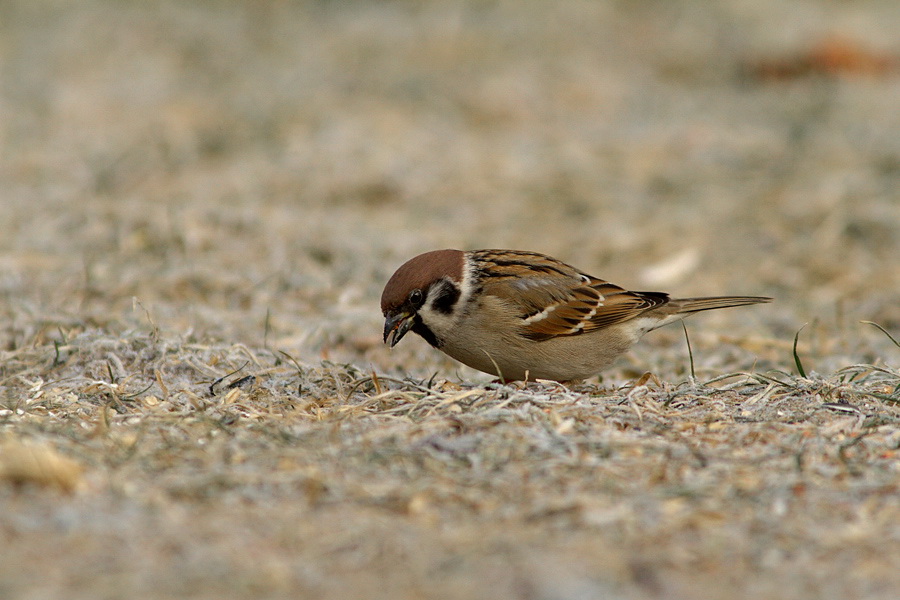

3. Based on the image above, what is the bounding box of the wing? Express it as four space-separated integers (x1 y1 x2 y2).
471 250 670 341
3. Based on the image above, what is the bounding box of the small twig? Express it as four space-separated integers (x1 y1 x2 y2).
133 297 160 340
209 361 250 396
854 389 900 406
278 350 305 396
344 374 435 401
703 372 751 387
746 371 800 390
155 369 170 402
371 370 382 395
121 381 155 400
106 360 118 384
225 375 255 391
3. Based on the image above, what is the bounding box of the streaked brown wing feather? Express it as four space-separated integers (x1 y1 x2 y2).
578 284 669 331
472 249 671 341
522 284 604 338
522 282 669 341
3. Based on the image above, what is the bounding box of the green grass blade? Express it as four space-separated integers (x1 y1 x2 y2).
681 321 696 380
793 324 808 378
861 321 900 349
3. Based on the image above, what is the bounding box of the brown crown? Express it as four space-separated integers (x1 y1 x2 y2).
380 249 465 314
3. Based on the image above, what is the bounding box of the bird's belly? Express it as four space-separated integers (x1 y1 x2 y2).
438 329 634 382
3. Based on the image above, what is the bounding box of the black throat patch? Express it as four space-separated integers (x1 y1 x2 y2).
412 320 441 348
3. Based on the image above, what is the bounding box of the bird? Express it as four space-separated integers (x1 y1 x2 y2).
381 249 772 382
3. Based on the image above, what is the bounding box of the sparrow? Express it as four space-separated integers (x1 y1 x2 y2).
381 249 772 382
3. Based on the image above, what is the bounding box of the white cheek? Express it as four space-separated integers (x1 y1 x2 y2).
418 304 459 338
417 259 474 340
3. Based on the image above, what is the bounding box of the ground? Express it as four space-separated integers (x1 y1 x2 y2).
1 1 899 599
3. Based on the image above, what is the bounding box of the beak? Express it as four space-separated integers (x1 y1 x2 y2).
383 311 415 348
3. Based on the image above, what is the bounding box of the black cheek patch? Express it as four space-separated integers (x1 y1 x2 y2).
431 280 461 315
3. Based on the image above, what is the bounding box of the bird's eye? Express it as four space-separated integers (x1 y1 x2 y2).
409 289 424 306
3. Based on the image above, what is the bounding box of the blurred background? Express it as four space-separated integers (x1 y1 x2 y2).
2 4 900 599
2 0 899 378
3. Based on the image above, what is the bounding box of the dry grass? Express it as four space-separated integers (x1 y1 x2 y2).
2 1 900 599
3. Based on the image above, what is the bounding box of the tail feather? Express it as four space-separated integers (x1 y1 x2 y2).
669 296 773 314
642 295 771 332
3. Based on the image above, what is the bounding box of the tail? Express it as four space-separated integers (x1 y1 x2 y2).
645 295 771 331
669 296 772 314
